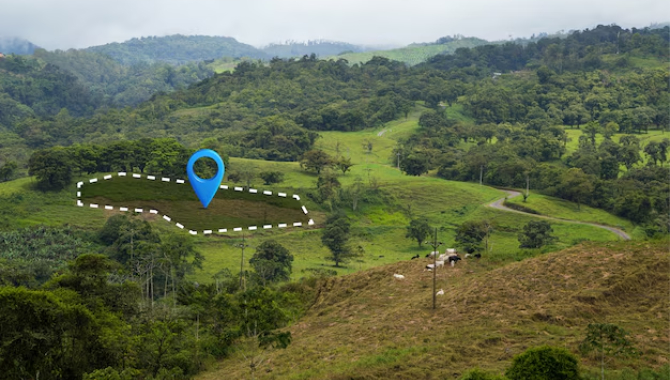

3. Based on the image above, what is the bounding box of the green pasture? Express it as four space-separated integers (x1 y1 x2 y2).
506 192 634 231
80 175 309 231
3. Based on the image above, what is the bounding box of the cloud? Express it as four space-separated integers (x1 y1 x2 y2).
0 0 666 50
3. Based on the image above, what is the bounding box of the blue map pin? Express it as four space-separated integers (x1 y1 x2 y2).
186 149 225 209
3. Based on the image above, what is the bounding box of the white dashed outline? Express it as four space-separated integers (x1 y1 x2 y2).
76 173 315 233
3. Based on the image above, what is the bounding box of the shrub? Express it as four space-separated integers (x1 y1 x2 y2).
505 346 580 380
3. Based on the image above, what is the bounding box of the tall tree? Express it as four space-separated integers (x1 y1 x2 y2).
405 218 432 247
321 212 354 267
28 147 73 191
300 150 332 175
518 221 556 249
249 240 293 285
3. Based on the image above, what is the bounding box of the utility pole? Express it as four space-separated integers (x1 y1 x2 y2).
235 233 250 291
479 165 484 185
429 227 443 310
396 151 401 170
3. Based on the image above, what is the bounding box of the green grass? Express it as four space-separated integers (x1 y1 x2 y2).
0 177 107 230
0 104 635 286
80 175 309 231
506 193 635 232
330 38 490 66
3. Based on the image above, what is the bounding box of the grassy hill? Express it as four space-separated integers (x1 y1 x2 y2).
261 41 371 59
505 193 635 232
332 37 490 66
196 240 669 379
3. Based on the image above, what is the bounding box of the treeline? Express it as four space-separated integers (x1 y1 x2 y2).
26 137 229 191
419 24 669 75
0 218 313 379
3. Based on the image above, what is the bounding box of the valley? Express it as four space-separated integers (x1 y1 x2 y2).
0 22 668 380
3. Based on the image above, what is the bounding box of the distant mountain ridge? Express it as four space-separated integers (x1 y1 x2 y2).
84 34 268 65
0 37 39 55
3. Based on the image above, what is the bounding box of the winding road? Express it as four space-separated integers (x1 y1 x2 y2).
487 190 631 240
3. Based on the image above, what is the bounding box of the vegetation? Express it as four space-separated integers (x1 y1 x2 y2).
249 240 294 285
0 23 667 379
405 218 432 246
505 346 580 380
518 221 556 248
85 35 267 65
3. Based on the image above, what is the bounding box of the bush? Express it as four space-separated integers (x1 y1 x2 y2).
259 170 284 185
505 346 580 380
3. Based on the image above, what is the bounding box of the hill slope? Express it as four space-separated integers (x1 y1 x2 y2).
333 37 490 66
85 34 268 65
198 240 669 379
261 40 370 58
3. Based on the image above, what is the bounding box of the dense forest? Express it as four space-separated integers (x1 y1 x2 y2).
0 220 310 380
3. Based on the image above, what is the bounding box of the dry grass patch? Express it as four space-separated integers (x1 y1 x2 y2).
197 240 669 379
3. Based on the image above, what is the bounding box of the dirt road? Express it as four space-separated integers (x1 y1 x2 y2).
487 190 631 240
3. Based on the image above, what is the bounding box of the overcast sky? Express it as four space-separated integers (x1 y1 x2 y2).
0 0 667 50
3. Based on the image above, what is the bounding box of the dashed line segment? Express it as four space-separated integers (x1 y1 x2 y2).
76 173 313 234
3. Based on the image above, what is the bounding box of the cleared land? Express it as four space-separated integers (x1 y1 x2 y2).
197 240 669 379
80 175 310 231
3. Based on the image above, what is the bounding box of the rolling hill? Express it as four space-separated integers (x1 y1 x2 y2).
332 37 490 66
84 34 268 65
197 240 669 379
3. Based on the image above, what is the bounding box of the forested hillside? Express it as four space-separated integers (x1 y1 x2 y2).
34 49 214 106
85 35 268 64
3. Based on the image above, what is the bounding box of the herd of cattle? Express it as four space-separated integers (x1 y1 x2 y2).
393 248 480 295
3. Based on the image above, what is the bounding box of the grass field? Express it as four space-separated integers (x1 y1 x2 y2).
505 193 635 232
196 240 670 379
80 175 309 231
0 104 637 286
330 38 490 66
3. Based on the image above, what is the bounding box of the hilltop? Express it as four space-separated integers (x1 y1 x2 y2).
84 34 268 64
198 240 669 379
261 40 372 59
0 37 39 55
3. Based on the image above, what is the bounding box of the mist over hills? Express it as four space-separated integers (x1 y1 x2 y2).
84 35 268 65
0 37 40 55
